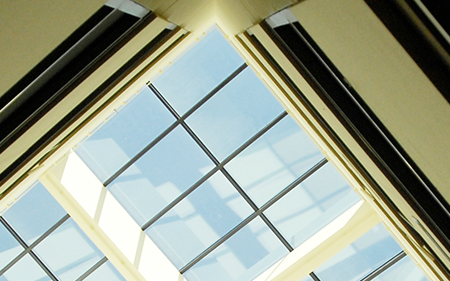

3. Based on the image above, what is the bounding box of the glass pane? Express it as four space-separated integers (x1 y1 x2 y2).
0 254 50 281
109 126 215 226
315 224 403 281
372 255 429 281
34 219 103 281
264 163 361 247
184 217 288 281
225 116 324 207
300 274 313 281
3 182 66 245
152 28 244 115
146 172 254 269
76 86 175 182
84 261 126 281
186 67 284 161
0 223 23 270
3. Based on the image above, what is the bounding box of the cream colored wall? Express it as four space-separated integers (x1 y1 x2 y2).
0 0 106 97
290 0 450 203
136 0 297 36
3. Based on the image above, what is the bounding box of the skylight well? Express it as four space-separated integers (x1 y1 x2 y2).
0 22 430 281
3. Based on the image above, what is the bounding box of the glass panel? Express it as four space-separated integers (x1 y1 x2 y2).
34 218 103 281
3 182 66 245
0 223 23 270
145 172 254 269
83 261 126 281
152 28 244 115
315 224 403 281
0 254 50 281
109 126 215 226
264 163 361 247
186 67 284 161
225 116 324 207
372 255 429 281
184 217 288 281
300 274 313 281
76 86 175 182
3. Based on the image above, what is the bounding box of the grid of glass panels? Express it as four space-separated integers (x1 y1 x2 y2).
301 224 430 281
0 182 125 281
75 27 361 280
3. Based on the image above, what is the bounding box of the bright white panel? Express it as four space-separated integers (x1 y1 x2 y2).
99 192 141 262
139 235 182 280
61 152 103 218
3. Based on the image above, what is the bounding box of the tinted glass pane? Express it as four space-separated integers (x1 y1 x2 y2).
373 255 429 281
34 219 103 281
84 261 126 281
184 217 288 281
0 223 23 270
0 254 50 281
146 172 253 268
3 182 66 245
76 86 175 182
264 163 360 247
186 67 284 161
226 116 324 207
153 28 244 115
109 126 215 226
315 224 403 281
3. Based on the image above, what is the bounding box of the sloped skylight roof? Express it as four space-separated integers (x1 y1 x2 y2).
73 26 361 280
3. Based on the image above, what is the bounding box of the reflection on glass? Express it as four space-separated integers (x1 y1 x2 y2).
187 67 284 161
0 223 23 270
372 255 429 281
76 86 175 182
34 219 103 281
153 28 244 115
226 116 323 207
109 126 215 226
184 217 288 281
264 163 360 247
2 182 66 245
315 224 403 281
83 261 126 281
0 254 50 281
145 171 254 269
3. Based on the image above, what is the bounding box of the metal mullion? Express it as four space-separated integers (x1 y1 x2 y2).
104 120 179 186
141 165 219 230
104 63 247 186
180 211 260 273
28 214 70 249
76 256 108 281
29 250 59 281
181 121 220 165
0 214 69 278
0 217 29 275
360 250 406 281
219 166 294 251
260 213 294 251
259 158 327 213
310 271 321 281
180 158 326 273
141 111 288 230
148 62 248 122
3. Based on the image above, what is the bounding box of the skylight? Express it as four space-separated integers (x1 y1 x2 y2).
0 182 125 280
73 26 361 280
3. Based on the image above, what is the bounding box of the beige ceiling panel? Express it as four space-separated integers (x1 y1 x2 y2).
0 0 106 97
291 0 450 200
134 0 178 15
154 0 213 31
240 0 296 24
